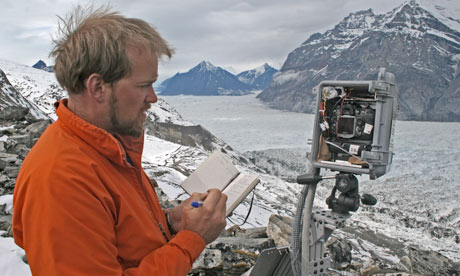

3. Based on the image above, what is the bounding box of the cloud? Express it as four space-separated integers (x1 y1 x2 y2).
0 0 421 77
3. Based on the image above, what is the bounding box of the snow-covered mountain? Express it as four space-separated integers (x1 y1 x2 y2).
257 0 460 122
237 63 278 90
32 60 54 72
159 61 252 96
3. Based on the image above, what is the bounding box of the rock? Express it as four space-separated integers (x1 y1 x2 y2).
225 225 267 239
192 249 223 271
189 237 275 276
3 166 20 179
0 203 12 237
0 159 6 171
0 127 15 135
381 273 411 276
0 152 18 161
326 237 353 269
146 121 223 152
154 186 177 209
3 180 15 189
398 255 413 273
359 264 380 276
8 134 33 148
0 106 29 121
20 120 51 138
0 216 12 235
0 175 8 185
408 247 460 276
12 144 29 159
266 214 293 247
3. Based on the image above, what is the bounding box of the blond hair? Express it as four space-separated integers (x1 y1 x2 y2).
50 5 174 94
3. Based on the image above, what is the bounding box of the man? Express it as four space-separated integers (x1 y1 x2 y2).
12 6 227 276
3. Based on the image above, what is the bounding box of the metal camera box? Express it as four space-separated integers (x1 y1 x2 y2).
310 68 398 179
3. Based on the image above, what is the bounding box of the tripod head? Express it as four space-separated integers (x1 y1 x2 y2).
326 173 360 214
297 172 377 215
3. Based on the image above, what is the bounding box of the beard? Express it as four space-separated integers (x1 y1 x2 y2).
109 92 150 138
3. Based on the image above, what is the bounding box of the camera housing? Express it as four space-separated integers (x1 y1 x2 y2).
310 68 398 179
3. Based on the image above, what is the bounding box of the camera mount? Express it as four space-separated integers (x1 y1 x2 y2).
250 69 397 276
290 68 398 276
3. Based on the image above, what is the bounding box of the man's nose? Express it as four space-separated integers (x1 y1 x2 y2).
146 86 158 103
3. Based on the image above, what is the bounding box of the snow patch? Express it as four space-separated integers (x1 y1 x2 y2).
272 70 301 85
0 195 13 215
0 237 31 276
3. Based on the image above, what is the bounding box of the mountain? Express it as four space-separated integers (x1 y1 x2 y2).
159 61 252 96
32 60 54 72
237 63 278 90
257 0 460 122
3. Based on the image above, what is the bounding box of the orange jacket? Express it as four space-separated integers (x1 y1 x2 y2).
13 99 206 276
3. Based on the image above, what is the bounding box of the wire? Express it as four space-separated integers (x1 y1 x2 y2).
227 189 256 226
324 139 362 160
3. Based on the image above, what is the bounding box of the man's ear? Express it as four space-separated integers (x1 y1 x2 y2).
85 73 108 103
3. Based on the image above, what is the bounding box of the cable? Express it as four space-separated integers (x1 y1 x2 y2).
290 184 307 276
301 181 317 275
291 167 320 276
323 140 362 160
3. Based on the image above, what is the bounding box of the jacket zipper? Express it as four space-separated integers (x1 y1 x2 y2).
131 166 169 242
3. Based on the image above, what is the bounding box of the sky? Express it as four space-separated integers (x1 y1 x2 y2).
0 0 438 81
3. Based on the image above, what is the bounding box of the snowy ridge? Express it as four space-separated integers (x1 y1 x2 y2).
147 98 195 126
302 1 459 63
238 63 271 82
159 60 252 96
420 0 460 31
237 63 278 90
193 60 218 73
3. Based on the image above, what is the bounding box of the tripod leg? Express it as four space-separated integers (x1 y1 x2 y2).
301 182 317 275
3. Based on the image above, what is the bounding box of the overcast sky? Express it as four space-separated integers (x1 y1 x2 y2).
0 0 422 79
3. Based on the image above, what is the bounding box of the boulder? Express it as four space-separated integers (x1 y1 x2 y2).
0 203 12 237
20 120 51 138
225 225 267 239
326 237 352 269
189 237 275 276
0 159 6 171
3 166 19 179
0 106 29 121
266 214 293 247
408 247 460 276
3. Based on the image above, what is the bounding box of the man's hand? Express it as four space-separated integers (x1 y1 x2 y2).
167 192 209 234
173 189 227 244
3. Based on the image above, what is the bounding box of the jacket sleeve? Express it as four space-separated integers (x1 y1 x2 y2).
13 162 206 276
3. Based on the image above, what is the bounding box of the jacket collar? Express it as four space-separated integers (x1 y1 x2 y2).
54 99 145 168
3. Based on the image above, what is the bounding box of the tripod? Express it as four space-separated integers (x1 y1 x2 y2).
291 170 377 276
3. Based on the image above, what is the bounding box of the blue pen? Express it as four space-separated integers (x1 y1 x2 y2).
191 201 204 208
